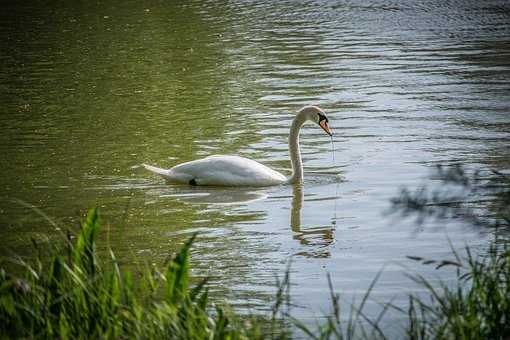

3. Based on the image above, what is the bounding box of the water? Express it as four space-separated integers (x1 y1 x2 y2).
1 0 509 331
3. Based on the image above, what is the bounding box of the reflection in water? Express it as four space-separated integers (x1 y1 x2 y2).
163 187 268 205
290 183 335 258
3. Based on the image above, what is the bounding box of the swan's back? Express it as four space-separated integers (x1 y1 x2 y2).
170 155 286 186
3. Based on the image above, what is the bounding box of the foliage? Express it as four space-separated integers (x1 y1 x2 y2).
390 165 510 230
0 208 266 339
401 242 510 340
390 165 510 340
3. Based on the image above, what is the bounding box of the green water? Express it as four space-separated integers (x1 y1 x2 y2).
1 0 509 325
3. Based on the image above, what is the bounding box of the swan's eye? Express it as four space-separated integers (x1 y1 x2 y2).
317 113 327 123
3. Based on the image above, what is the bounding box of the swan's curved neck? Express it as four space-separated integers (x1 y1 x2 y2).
287 114 306 184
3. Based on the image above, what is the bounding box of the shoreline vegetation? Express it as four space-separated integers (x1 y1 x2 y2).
1 166 509 339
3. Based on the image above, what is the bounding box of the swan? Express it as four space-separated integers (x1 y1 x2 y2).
143 105 332 187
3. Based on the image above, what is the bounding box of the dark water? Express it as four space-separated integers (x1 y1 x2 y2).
1 0 510 332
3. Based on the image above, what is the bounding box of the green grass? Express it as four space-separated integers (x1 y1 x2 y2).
1 207 509 339
0 208 267 339
401 242 510 340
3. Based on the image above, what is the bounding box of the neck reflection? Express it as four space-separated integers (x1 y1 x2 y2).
290 183 335 258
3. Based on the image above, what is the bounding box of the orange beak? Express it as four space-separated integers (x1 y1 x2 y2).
319 120 333 136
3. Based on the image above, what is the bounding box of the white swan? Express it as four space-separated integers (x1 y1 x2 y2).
143 106 332 187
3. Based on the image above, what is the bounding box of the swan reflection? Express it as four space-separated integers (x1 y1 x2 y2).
290 183 335 258
161 187 268 205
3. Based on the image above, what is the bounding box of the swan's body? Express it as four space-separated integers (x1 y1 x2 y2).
143 106 332 187
143 155 286 186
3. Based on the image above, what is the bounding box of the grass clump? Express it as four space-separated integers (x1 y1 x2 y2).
401 243 510 340
0 206 391 339
391 165 510 340
0 208 265 339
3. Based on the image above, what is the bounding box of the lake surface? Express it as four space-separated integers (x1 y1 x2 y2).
1 0 509 332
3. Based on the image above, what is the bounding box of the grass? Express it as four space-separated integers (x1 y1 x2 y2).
398 242 510 340
1 209 509 339
0 208 267 339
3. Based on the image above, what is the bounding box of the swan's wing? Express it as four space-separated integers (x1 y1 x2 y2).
170 155 286 186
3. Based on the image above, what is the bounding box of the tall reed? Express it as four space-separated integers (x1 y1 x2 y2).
0 208 265 339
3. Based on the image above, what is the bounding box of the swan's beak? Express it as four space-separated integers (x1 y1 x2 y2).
319 120 333 136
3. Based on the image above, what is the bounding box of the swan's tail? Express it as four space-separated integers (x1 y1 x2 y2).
142 163 171 178
143 163 194 184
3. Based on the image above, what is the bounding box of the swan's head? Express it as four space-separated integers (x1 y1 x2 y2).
299 105 333 136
